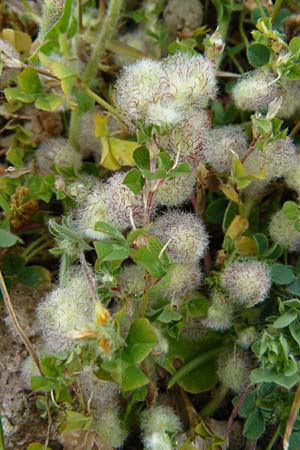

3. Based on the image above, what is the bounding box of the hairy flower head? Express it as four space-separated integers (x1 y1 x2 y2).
151 211 209 263
217 350 250 393
284 154 300 196
158 263 202 305
203 124 248 173
106 171 146 229
155 174 195 207
119 264 146 296
141 405 181 450
203 290 233 331
269 208 300 252
237 327 257 349
94 408 127 448
221 259 271 307
244 137 296 195
75 183 109 240
36 137 82 174
37 271 95 352
164 0 203 38
161 52 217 108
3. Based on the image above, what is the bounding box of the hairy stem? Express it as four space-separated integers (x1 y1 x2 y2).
227 385 251 434
69 0 124 149
272 0 284 22
283 383 300 450
79 250 99 303
265 423 281 450
83 85 124 122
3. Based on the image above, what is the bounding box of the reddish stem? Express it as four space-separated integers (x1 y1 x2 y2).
227 385 251 435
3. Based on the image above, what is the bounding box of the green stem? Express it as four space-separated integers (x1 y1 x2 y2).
265 423 281 450
239 11 249 49
69 0 124 150
200 384 228 417
227 49 244 74
168 346 223 389
272 0 284 23
22 236 45 260
24 242 49 264
255 0 267 18
82 0 123 85
83 86 124 122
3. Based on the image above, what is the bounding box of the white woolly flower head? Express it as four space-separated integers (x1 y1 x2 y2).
115 59 163 124
78 368 120 416
75 182 109 241
106 171 146 229
35 137 82 174
203 124 248 173
284 154 300 196
161 52 217 108
159 109 211 168
119 264 146 296
221 259 271 308
37 271 95 352
146 100 184 127
163 0 203 38
237 327 257 349
203 289 233 331
154 263 202 306
217 350 250 393
232 70 280 113
244 137 297 195
155 174 195 207
269 208 300 252
151 211 209 263
94 408 127 448
141 405 182 447
144 432 173 450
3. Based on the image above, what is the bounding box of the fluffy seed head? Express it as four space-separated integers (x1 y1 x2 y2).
115 59 163 124
244 137 297 195
269 208 300 252
151 211 209 263
141 405 181 448
217 350 250 393
161 52 217 108
203 125 248 173
106 171 146 229
203 290 233 331
284 154 300 195
232 70 281 113
75 183 109 240
157 263 202 305
221 259 271 307
155 174 195 207
37 271 95 352
237 327 257 349
35 137 82 174
119 264 146 296
159 110 211 168
164 0 203 38
94 408 127 448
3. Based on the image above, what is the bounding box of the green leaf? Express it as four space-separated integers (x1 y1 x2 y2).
158 307 182 323
133 146 150 170
5 87 36 103
239 392 257 417
206 198 228 224
250 367 299 389
188 296 209 317
94 222 125 241
271 264 295 285
289 432 300 450
62 411 92 433
273 310 298 328
243 408 265 439
157 152 173 171
44 0 74 38
27 444 52 450
121 363 149 391
17 266 51 288
125 318 158 364
123 169 145 194
130 237 167 278
94 240 129 262
253 233 268 254
18 68 42 94
35 93 62 111
289 320 300 347
0 229 21 248
264 243 282 259
283 201 299 220
31 376 56 391
289 37 300 55
247 44 271 67
2 254 25 275
169 162 191 179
